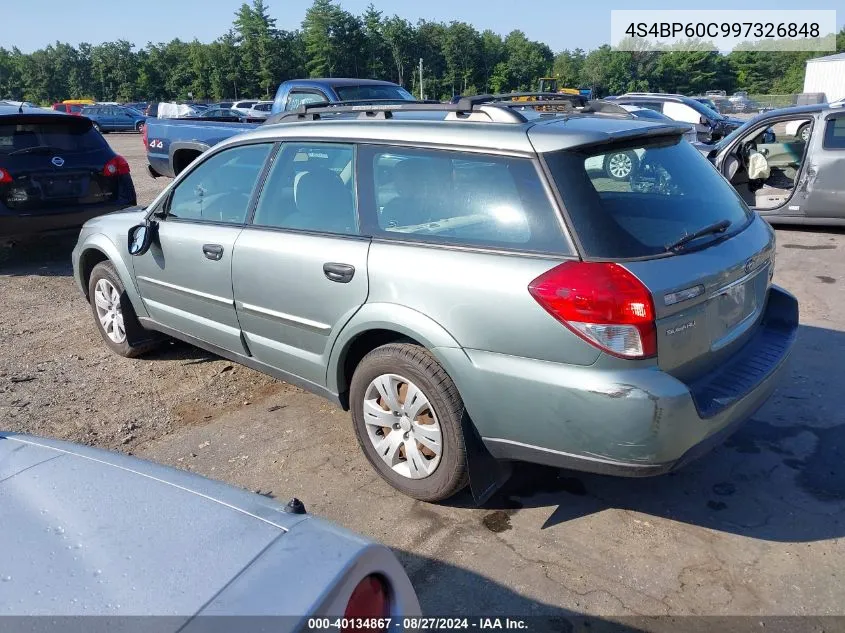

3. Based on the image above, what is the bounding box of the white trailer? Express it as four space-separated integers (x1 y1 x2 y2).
803 53 845 102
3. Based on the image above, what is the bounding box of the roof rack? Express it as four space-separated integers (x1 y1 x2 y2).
264 94 633 125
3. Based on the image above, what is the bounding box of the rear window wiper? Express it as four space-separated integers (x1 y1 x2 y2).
8 145 61 156
666 219 731 252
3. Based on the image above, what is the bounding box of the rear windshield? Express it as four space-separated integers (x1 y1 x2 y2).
545 137 752 259
0 119 105 155
334 85 415 101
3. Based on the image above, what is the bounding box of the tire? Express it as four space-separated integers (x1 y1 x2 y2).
797 124 810 142
92 122 104 134
350 343 468 502
135 121 144 134
603 150 638 181
88 261 160 358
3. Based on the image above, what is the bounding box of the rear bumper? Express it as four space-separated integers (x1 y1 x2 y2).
443 285 798 476
0 203 129 240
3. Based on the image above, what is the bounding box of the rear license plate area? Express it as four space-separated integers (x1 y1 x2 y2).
717 279 757 333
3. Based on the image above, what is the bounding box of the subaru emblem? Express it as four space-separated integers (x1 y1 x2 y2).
744 258 755 274
51 156 65 167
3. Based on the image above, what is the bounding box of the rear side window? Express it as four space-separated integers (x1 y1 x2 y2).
545 137 752 259
823 117 845 149
166 143 272 224
251 143 357 235
0 120 106 155
286 91 328 111
360 146 568 253
334 85 415 101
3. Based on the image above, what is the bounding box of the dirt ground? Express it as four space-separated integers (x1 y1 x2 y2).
2 133 845 622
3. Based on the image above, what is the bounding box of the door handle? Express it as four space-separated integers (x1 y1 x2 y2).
202 244 224 261
323 262 355 283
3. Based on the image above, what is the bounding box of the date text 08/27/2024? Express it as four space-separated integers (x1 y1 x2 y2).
306 618 529 631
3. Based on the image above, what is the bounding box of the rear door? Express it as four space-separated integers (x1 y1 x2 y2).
0 115 122 215
132 142 274 354
543 134 775 383
232 142 369 388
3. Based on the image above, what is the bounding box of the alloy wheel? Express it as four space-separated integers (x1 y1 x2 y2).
93 278 126 344
607 152 633 179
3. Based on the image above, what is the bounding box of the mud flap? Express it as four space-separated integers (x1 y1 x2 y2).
461 414 512 505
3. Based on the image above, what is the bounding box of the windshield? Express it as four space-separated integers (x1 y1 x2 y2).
544 137 751 259
334 85 416 101
0 119 105 155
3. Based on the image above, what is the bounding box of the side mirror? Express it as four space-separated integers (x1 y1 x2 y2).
128 222 155 256
700 116 709 126
762 128 776 143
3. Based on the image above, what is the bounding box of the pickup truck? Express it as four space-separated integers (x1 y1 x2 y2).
146 78 416 178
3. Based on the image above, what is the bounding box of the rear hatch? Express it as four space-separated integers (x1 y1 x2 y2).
0 114 119 213
543 132 775 383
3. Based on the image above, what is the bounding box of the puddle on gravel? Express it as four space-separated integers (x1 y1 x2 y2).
482 511 513 533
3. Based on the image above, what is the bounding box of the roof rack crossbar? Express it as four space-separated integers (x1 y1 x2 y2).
267 97 529 124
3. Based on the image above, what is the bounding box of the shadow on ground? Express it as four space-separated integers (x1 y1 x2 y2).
0 232 77 276
399 552 831 631
460 324 845 543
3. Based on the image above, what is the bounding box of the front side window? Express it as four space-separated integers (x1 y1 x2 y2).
362 146 567 253
286 91 328 111
545 137 752 259
251 143 357 235
166 143 273 224
823 117 845 149
334 85 415 102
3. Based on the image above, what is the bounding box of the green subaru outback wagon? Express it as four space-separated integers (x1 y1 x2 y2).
72 96 798 502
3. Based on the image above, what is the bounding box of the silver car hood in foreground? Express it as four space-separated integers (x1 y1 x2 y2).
0 433 419 627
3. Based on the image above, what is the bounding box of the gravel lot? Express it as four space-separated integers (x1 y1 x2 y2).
2 133 845 623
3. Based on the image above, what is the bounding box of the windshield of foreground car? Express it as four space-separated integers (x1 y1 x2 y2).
544 136 752 259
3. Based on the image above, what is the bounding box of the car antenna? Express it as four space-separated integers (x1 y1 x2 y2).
18 102 24 113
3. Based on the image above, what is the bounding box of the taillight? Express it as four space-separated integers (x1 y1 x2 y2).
529 261 656 359
342 575 390 633
142 122 148 148
0 167 12 184
103 156 130 177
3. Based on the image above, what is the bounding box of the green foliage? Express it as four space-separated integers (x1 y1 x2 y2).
4 1 844 104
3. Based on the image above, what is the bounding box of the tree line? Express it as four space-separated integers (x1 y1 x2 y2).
2 0 844 104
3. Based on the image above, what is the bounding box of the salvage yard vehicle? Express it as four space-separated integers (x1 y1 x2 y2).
701 102 845 225
72 96 798 503
0 104 136 242
145 79 418 178
607 92 744 142
0 432 421 624
81 104 147 134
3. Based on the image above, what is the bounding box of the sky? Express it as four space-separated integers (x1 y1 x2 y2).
3 0 843 54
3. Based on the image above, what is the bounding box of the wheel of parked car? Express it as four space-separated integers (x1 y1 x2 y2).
88 261 161 358
797 124 811 142
92 122 104 134
603 150 638 181
349 343 468 502
136 121 145 133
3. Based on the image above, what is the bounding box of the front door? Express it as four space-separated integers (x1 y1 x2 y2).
232 142 369 389
132 142 274 354
803 113 845 221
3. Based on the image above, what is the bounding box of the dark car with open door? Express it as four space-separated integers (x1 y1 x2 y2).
0 105 136 243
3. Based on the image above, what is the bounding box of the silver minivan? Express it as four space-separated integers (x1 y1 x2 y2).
72 97 798 502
